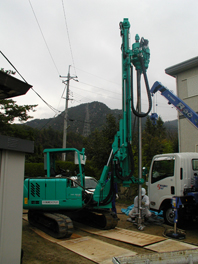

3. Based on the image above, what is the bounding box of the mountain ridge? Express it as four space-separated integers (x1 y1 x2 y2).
25 101 178 135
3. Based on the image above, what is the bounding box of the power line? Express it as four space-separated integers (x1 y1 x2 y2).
70 84 121 101
0 50 62 115
0 51 28 83
38 112 59 131
62 0 77 76
28 0 60 76
71 92 92 104
79 80 121 96
71 65 121 87
30 87 61 114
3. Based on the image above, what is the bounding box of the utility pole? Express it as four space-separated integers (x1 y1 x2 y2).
60 65 78 161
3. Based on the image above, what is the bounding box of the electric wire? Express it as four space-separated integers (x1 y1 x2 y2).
28 0 60 76
71 65 121 87
38 112 59 131
71 77 163 104
70 84 121 101
0 51 28 84
31 87 61 114
79 80 121 96
29 0 77 118
0 50 61 115
38 111 93 131
71 92 93 104
61 0 77 76
70 67 173 112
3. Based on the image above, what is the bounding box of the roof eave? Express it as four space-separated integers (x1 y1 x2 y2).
165 56 198 78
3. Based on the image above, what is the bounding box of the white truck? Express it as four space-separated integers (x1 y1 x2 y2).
148 152 198 225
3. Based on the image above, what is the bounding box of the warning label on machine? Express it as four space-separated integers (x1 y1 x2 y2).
42 200 59 205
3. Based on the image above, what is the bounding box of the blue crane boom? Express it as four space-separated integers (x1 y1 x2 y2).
151 81 198 129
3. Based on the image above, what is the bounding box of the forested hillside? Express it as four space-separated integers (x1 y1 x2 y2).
25 101 178 135
25 102 116 134
0 99 178 177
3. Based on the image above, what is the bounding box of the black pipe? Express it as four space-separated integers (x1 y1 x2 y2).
131 60 152 117
115 142 134 181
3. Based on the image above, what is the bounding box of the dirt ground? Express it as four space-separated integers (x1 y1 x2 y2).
22 203 198 263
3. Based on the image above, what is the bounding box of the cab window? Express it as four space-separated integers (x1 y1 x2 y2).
151 159 175 184
192 159 198 170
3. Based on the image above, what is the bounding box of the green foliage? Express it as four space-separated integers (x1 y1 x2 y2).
0 99 178 183
0 99 37 135
24 128 84 163
84 114 119 177
55 161 76 175
142 116 174 169
25 102 121 134
167 130 178 153
25 160 97 178
84 160 97 178
25 163 45 177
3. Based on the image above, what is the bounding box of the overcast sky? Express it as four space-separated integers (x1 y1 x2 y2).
1 0 198 123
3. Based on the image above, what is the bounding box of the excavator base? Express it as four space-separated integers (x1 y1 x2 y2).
28 210 73 239
28 209 118 239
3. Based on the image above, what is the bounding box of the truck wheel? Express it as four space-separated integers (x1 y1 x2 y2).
163 207 174 225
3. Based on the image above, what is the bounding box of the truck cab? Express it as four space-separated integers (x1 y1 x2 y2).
148 152 198 225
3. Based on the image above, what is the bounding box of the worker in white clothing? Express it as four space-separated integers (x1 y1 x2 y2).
128 188 151 220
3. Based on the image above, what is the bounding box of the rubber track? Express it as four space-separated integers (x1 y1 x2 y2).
73 209 119 230
28 210 73 239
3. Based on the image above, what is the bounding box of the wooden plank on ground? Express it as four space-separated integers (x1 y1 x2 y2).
145 239 198 252
57 236 136 264
23 214 81 243
23 216 136 263
78 225 166 247
23 214 28 221
31 226 81 243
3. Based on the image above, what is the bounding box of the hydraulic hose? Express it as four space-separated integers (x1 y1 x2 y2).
100 141 134 206
98 142 134 206
115 142 134 181
131 60 152 117
99 165 115 206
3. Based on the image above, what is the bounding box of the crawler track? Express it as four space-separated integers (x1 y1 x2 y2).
68 209 119 230
28 209 118 239
28 210 73 239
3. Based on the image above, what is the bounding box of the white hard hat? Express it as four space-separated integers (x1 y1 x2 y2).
141 188 146 196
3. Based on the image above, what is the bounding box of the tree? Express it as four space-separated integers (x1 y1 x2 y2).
0 99 37 135
142 116 173 168
84 114 120 177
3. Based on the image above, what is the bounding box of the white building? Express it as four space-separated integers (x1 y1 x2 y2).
165 57 198 152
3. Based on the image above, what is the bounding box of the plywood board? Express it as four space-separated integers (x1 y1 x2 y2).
31 226 81 243
78 226 166 247
57 236 136 264
23 214 80 243
22 214 28 221
145 239 198 253
23 216 136 263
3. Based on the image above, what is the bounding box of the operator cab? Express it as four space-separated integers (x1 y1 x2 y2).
70 176 98 194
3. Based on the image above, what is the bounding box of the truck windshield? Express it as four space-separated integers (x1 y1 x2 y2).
151 159 175 184
192 159 198 170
